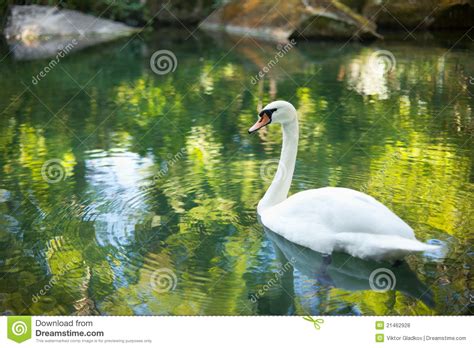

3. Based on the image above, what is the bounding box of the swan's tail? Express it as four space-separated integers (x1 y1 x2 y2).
334 233 441 261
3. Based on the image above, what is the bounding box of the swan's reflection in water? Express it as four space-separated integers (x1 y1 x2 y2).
255 226 434 315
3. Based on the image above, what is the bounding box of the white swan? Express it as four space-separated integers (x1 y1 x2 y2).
249 100 439 261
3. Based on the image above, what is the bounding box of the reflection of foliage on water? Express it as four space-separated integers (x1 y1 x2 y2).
0 32 472 315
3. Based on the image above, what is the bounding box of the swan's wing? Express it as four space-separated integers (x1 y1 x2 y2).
260 187 433 259
262 187 414 237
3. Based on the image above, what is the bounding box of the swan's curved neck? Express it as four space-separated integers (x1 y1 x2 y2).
258 117 298 214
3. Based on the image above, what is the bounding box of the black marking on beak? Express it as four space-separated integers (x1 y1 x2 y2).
259 108 277 118
248 108 278 134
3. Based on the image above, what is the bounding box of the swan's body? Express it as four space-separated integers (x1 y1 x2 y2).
249 100 439 261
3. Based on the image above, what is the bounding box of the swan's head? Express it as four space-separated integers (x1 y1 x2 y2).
248 100 297 134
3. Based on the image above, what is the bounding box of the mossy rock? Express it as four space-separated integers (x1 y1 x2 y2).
200 0 380 40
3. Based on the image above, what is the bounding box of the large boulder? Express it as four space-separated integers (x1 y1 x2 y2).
200 0 381 41
3 5 138 60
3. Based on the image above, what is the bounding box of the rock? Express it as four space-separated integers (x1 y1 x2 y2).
7 35 115 61
3 5 139 60
363 0 474 30
0 189 11 203
199 0 381 41
4 5 138 40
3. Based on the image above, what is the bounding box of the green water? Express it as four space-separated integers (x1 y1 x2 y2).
0 30 472 316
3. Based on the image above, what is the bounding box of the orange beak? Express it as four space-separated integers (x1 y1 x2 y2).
248 113 271 134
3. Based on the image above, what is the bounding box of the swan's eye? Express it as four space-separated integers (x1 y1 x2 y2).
259 108 277 118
